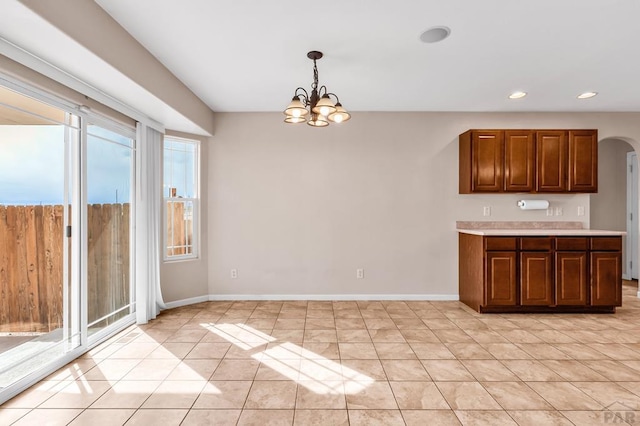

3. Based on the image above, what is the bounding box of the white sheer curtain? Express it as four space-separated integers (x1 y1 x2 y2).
135 123 166 323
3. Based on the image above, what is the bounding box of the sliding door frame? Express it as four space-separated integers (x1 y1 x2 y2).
83 114 137 346
0 74 137 405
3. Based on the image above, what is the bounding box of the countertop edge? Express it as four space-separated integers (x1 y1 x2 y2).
458 229 626 236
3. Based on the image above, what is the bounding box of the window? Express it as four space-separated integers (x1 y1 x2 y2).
164 136 199 260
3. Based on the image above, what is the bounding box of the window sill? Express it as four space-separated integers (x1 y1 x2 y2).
163 255 199 264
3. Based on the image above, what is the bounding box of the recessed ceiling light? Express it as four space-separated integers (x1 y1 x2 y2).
577 92 597 99
509 91 527 99
419 26 451 43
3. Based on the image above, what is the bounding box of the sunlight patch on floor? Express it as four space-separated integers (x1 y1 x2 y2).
203 323 373 394
201 323 276 350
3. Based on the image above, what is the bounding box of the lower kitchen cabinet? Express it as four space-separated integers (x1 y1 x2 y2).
555 252 588 305
459 233 623 313
520 251 553 306
486 252 517 306
591 251 622 306
590 237 623 306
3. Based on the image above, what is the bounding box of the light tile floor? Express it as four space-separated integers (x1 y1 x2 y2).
3 283 640 425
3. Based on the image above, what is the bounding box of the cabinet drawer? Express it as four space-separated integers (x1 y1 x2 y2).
485 237 517 251
590 237 622 251
556 237 588 251
521 237 552 251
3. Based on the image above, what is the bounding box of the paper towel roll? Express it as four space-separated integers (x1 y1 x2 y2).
517 200 550 210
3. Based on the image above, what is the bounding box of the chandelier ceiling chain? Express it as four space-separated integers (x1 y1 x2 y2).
283 51 351 127
311 58 318 92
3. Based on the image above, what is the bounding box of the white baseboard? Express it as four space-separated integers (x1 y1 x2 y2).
164 294 461 309
164 295 210 309
207 294 460 301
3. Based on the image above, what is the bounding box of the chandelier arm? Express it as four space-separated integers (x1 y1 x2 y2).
326 92 341 104
294 87 309 103
318 86 329 97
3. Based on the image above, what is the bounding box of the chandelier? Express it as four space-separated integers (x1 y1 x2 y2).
283 51 351 127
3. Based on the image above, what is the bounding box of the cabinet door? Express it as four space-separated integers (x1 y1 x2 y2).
591 252 622 306
555 252 587 305
536 131 567 192
504 130 535 192
472 131 504 192
485 251 517 306
520 252 553 306
568 130 598 192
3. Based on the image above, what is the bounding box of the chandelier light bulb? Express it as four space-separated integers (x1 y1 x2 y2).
327 103 350 124
312 94 337 116
284 116 306 124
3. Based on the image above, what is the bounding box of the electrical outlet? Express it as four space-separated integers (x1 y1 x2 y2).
483 206 491 217
230 269 238 279
555 207 563 216
356 268 364 279
577 206 585 216
546 208 554 216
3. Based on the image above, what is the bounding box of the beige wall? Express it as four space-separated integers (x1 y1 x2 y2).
591 139 633 230
160 130 211 303
208 112 640 298
591 138 635 277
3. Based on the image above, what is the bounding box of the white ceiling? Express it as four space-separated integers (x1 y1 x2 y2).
1 0 639 128
94 0 640 113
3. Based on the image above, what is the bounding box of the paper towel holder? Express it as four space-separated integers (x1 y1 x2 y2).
517 199 550 210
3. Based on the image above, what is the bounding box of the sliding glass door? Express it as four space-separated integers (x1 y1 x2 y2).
86 124 135 339
0 85 80 389
0 80 136 402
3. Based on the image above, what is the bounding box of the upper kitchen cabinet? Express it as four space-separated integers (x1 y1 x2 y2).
504 130 535 192
536 130 567 192
568 130 598 192
459 129 598 194
459 130 503 193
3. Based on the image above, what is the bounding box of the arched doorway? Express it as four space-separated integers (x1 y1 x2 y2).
591 137 638 293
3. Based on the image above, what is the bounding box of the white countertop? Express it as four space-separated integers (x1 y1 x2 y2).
458 229 626 236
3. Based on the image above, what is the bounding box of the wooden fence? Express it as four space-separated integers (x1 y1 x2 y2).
0 202 191 333
0 204 131 333
0 205 65 333
87 203 130 330
166 202 192 257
